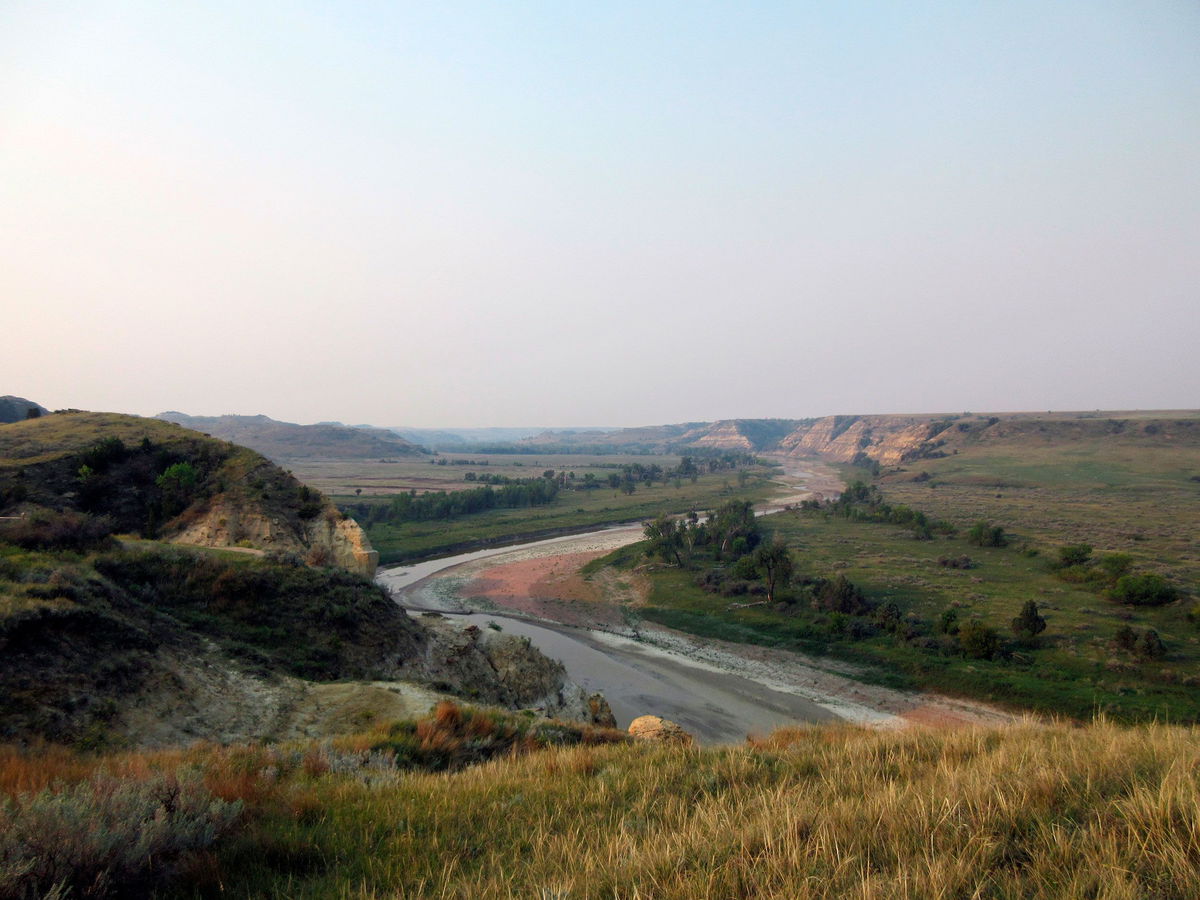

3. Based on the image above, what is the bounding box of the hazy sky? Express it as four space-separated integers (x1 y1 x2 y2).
3 2 1198 427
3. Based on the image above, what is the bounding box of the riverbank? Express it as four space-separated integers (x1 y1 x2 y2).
379 460 1017 737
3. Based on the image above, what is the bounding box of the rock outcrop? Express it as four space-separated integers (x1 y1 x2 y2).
778 415 942 466
405 614 616 726
777 412 1200 468
628 715 695 745
170 502 379 577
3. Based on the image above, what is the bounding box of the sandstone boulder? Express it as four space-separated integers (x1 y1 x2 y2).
628 715 695 746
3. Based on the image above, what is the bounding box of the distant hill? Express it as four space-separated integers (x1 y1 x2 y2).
386 425 606 449
0 395 49 423
157 412 425 460
775 410 1200 466
508 411 1200 459
513 419 802 454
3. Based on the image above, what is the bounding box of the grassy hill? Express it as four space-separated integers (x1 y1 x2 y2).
0 411 377 572
0 412 420 746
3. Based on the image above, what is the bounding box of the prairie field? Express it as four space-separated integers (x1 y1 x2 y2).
286 453 690 497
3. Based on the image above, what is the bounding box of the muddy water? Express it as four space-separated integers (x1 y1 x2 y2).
449 611 838 744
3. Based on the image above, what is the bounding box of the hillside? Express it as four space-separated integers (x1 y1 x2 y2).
157 412 424 461
0 411 377 575
0 412 611 748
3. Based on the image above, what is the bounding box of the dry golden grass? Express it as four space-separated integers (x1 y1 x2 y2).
5 713 1200 898
149 717 1200 898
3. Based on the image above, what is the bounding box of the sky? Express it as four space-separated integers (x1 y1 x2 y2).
3 1 1198 427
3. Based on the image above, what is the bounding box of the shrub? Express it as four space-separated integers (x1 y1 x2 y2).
958 620 1000 660
1057 544 1093 567
0 511 116 553
1111 573 1178 606
937 608 959 635
966 521 1008 548
1096 553 1133 582
1112 625 1138 653
1137 629 1166 660
370 702 627 772
937 556 973 569
1011 600 1047 642
810 575 872 615
0 773 241 899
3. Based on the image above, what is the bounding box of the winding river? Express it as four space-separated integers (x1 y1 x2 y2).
375 463 850 744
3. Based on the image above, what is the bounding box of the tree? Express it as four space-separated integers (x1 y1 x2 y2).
1010 600 1047 643
710 499 759 558
749 539 794 603
156 462 199 518
644 515 684 567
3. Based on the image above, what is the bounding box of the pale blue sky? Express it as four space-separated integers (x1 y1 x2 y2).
3 2 1198 426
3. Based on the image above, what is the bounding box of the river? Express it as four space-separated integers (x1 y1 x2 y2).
376 462 857 743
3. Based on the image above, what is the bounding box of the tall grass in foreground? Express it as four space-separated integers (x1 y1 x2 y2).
197 718 1200 899
4 713 1200 897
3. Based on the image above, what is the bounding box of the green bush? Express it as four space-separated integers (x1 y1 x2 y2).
966 521 1008 548
1110 573 1178 606
958 620 1001 660
1057 544 1093 567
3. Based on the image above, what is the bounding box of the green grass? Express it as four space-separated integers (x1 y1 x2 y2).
599 502 1198 722
581 432 1200 723
344 469 776 564
880 439 1200 585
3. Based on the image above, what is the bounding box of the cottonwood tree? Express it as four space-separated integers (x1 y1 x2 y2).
750 539 794 603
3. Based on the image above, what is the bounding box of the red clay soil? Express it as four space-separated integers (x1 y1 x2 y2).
462 550 626 628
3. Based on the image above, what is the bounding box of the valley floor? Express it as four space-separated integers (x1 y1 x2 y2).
380 461 1015 739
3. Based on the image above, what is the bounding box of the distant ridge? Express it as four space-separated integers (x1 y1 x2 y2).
157 412 425 461
386 425 607 449
0 395 49 423
501 411 1200 458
